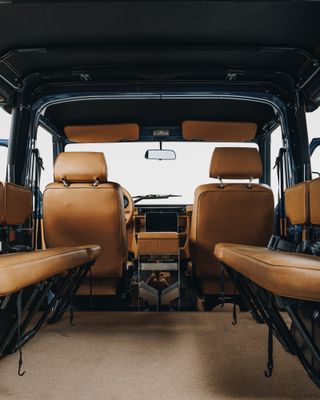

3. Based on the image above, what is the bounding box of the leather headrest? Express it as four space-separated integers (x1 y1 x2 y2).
210 147 262 179
54 152 108 183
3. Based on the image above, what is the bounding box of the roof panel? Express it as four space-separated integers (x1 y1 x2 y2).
0 1 319 103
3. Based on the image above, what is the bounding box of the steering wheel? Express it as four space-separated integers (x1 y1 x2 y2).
121 186 134 226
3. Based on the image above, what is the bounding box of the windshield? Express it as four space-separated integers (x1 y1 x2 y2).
66 142 258 204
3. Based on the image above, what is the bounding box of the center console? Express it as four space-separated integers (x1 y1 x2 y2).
127 205 193 310
129 205 191 260
137 213 181 310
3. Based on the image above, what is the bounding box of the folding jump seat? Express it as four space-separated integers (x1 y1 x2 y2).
214 178 320 387
0 182 32 252
0 181 101 373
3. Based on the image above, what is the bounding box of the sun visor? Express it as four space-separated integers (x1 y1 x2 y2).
64 123 139 143
182 121 257 142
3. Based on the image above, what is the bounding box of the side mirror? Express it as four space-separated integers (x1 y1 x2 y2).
0 139 8 147
145 149 176 161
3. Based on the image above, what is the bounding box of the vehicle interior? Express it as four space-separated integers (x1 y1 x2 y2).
1 1 320 399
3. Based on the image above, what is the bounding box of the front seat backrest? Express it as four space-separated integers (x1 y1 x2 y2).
43 152 127 280
190 147 274 294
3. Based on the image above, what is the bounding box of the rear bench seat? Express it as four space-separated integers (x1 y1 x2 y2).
213 178 320 387
0 182 101 373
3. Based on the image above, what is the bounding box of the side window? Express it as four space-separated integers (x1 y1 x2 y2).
270 126 283 201
0 108 11 181
311 143 320 178
0 145 8 181
36 126 54 192
306 108 320 178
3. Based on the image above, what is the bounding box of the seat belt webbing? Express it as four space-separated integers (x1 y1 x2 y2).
32 149 44 250
273 148 287 237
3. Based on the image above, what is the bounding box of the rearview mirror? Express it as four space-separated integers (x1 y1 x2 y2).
145 149 176 160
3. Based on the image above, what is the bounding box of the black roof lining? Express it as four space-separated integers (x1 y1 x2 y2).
0 1 320 104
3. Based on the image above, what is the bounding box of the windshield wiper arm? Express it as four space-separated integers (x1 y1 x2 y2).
133 194 182 204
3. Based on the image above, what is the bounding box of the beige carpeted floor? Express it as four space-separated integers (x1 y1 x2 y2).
0 311 319 400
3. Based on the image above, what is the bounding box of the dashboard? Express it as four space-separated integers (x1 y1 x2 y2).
121 187 192 260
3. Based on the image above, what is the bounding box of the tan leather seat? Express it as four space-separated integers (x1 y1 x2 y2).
285 178 320 226
285 181 309 225
190 147 274 295
0 182 32 226
43 152 127 295
214 243 320 301
310 178 320 225
0 245 101 296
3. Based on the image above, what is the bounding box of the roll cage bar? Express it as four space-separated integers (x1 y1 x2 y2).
2 82 312 194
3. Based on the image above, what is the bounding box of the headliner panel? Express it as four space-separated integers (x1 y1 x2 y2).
0 1 320 106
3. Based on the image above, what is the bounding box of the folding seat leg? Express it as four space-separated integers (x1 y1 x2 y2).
47 269 81 324
236 275 265 324
14 278 58 351
48 262 93 325
0 284 47 357
16 290 25 377
223 264 264 324
265 324 274 377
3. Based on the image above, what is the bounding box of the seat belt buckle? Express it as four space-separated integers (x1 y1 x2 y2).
268 235 294 252
267 235 279 251
277 238 295 252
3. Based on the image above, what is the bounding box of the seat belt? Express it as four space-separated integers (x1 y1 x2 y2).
274 148 287 237
218 262 226 306
32 149 44 250
268 148 295 252
232 273 237 326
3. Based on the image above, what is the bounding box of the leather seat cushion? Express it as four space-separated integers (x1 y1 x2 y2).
0 245 101 296
214 243 320 301
138 232 179 255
